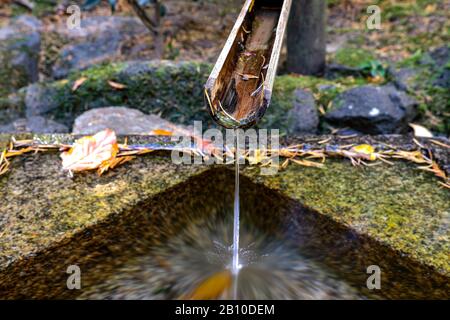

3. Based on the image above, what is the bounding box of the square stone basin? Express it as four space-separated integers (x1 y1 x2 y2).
0 134 448 299
0 167 447 299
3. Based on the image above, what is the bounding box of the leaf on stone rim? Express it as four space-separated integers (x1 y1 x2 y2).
151 129 173 136
60 129 119 173
352 144 377 161
409 123 433 138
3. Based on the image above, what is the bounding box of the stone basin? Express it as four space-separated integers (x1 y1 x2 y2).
0 134 448 299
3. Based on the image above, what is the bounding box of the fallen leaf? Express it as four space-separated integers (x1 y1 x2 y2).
409 123 433 138
351 144 376 161
151 129 173 136
61 129 118 173
181 270 232 300
424 4 436 14
72 77 87 92
108 80 127 90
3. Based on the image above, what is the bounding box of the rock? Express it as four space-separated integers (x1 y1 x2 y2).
0 92 26 126
429 46 450 88
25 83 58 117
24 60 212 129
51 16 150 79
72 107 184 135
325 63 365 79
287 89 319 134
429 46 449 68
13 15 43 33
325 85 417 134
0 16 42 95
0 116 68 133
390 67 416 92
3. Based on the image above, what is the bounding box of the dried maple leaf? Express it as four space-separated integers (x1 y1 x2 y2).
61 129 118 173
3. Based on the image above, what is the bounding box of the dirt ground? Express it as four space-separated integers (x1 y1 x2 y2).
1 0 448 63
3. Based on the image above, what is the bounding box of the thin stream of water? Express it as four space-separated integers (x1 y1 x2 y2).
232 129 240 299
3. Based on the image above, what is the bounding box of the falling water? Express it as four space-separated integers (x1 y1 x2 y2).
232 129 240 298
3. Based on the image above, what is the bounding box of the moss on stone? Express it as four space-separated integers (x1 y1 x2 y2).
46 61 214 128
395 48 450 134
0 40 32 96
0 91 26 125
333 47 376 68
242 159 450 275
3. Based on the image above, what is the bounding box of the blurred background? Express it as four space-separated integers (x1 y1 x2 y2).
0 0 448 136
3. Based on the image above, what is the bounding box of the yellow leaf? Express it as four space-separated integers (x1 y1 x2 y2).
352 144 376 161
151 129 173 136
424 4 436 14
72 77 87 92
181 270 232 300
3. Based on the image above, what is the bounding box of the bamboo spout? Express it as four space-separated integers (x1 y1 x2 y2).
205 0 292 129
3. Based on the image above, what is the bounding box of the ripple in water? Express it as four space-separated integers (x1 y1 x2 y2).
79 218 364 300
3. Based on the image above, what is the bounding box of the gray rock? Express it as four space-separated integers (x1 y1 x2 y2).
51 16 149 79
325 85 417 134
0 16 42 94
0 116 68 133
72 107 184 135
287 89 319 134
429 46 449 68
25 83 59 117
0 92 26 126
430 46 450 88
14 15 43 33
390 67 416 92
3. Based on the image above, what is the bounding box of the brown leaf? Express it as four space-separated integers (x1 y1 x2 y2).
72 77 87 92
108 81 127 90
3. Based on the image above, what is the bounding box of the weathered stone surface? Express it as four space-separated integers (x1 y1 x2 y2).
429 46 450 88
0 116 68 133
0 92 26 126
25 83 59 117
0 15 42 95
325 85 418 134
50 16 150 79
0 134 448 299
390 67 416 92
72 107 184 135
287 89 319 134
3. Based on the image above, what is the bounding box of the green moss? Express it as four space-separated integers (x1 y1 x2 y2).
333 47 376 68
243 159 450 274
46 61 214 127
395 49 450 135
0 43 30 96
12 0 54 18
